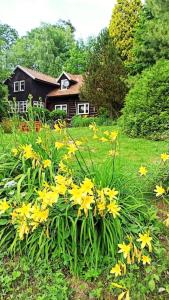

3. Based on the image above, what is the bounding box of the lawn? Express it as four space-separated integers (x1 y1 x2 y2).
0 125 169 300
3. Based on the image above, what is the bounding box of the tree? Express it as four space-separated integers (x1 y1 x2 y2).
130 0 169 74
121 59 169 139
64 40 89 74
81 30 126 118
109 0 142 63
9 22 75 77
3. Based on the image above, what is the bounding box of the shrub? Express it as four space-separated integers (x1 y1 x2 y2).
1 118 13 133
50 109 66 121
71 115 113 127
28 107 50 122
121 60 169 139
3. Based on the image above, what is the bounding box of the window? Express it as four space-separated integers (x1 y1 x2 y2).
18 101 28 113
14 80 25 92
55 104 67 113
77 103 89 115
61 79 69 90
20 80 25 91
14 81 20 92
33 101 44 108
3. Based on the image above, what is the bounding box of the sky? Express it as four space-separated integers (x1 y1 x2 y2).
0 0 116 40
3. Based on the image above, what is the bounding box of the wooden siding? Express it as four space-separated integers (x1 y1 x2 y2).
6 68 56 103
46 95 96 119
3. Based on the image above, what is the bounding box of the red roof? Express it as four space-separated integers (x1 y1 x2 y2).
47 74 83 97
16 65 58 85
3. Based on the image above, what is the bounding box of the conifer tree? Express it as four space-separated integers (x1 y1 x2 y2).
109 0 142 63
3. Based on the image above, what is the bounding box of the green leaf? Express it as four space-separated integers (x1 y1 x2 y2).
0 219 8 225
148 279 155 291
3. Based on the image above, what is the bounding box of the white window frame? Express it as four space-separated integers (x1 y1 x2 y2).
77 103 89 115
61 79 69 90
14 81 20 92
14 80 25 92
20 80 25 91
18 101 28 113
33 101 44 108
55 104 67 113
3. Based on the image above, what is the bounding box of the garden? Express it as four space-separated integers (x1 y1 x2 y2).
0 119 169 299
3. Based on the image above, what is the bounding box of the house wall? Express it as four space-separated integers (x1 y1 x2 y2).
46 95 96 119
6 68 56 103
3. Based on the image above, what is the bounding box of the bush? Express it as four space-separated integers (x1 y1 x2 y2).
71 115 113 127
28 107 50 122
50 109 66 121
121 60 169 139
1 118 13 133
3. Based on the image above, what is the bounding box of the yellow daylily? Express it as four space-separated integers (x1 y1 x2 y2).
118 242 131 259
110 263 121 277
0 199 10 215
43 159 51 168
137 232 152 252
107 201 121 218
139 166 148 176
142 255 151 265
154 185 165 197
161 153 169 162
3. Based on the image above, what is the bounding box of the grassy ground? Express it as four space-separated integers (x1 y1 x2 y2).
0 125 169 299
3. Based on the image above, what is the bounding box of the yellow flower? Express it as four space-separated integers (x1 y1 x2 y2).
69 186 83 205
58 161 68 173
154 185 165 197
109 131 118 141
104 130 109 136
137 232 152 252
118 242 131 259
97 201 106 216
54 124 62 133
81 178 94 193
43 159 51 168
107 201 121 218
36 137 42 144
139 166 148 176
161 153 169 162
89 123 98 132
22 144 34 159
55 142 64 149
164 213 169 227
110 263 121 277
11 148 18 156
67 143 78 154
142 255 151 265
79 195 95 216
93 134 98 139
104 188 119 200
0 199 10 214
31 205 49 223
15 203 32 219
18 221 29 240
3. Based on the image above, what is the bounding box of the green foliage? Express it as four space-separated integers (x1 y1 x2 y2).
71 115 113 128
8 22 75 77
50 109 66 121
0 256 70 299
130 0 169 74
109 0 142 63
121 60 169 139
81 29 126 118
28 107 50 122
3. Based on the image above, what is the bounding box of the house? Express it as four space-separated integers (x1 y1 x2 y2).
5 65 95 119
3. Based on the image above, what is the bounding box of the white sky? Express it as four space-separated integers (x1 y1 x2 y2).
0 0 116 39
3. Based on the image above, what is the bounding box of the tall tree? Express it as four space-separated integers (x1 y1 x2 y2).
81 30 126 118
109 0 142 63
9 22 75 77
64 40 89 74
130 0 169 74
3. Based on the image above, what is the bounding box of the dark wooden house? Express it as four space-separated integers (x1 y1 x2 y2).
5 66 95 118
